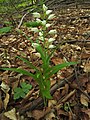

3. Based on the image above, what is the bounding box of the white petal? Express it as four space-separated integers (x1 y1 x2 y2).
38 36 44 41
33 12 41 18
48 38 55 42
48 14 55 20
46 10 52 15
46 23 51 28
32 43 39 48
42 20 46 26
49 45 55 48
33 53 41 58
48 29 57 34
43 4 48 12
31 27 39 33
36 18 41 23
39 32 43 36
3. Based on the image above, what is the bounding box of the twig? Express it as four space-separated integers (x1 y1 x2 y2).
60 89 76 103
17 12 29 29
59 39 90 45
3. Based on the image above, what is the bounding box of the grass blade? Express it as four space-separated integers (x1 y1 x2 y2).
46 62 77 79
16 56 39 71
0 68 36 79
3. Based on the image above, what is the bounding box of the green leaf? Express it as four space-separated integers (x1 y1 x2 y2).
36 44 45 62
0 26 12 34
21 82 32 90
43 90 52 99
4 21 12 25
22 88 29 93
20 92 26 98
14 87 24 100
25 21 42 27
47 62 77 79
14 82 32 100
16 56 39 71
40 80 52 99
0 68 36 79
14 87 21 93
20 82 27 88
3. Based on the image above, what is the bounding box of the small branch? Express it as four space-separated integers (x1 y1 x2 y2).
58 39 90 45
17 12 29 29
60 89 76 103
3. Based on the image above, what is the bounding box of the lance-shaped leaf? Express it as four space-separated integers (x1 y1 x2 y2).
26 21 42 27
46 62 77 79
0 26 12 34
36 44 45 62
0 68 36 79
16 56 39 71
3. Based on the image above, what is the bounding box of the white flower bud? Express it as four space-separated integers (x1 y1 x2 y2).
42 20 46 26
49 45 55 49
32 43 39 48
43 4 48 12
46 23 51 28
38 36 44 41
46 10 52 15
48 29 57 34
48 38 55 42
39 32 43 36
36 18 41 23
33 53 41 58
31 27 39 33
48 14 55 20
33 12 41 18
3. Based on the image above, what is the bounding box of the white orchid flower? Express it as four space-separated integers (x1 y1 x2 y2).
32 43 39 48
48 38 55 42
42 20 46 26
43 4 48 12
48 29 57 34
49 45 55 49
36 18 41 23
33 12 41 18
46 10 52 15
38 36 44 41
31 27 39 33
48 14 55 20
39 32 43 36
46 23 51 28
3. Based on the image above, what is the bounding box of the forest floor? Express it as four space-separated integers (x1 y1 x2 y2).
0 7 90 120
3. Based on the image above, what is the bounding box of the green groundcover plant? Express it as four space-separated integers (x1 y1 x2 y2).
0 26 12 35
14 82 32 100
0 4 77 101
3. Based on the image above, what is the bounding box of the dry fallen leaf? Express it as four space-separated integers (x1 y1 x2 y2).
48 100 57 107
51 57 63 65
0 91 3 111
4 93 10 109
0 82 10 93
45 111 55 120
29 107 51 120
82 109 90 119
57 109 68 117
80 91 89 107
87 82 90 93
84 61 90 73
4 108 17 120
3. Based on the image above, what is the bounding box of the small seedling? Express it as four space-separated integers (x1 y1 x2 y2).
14 82 32 100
